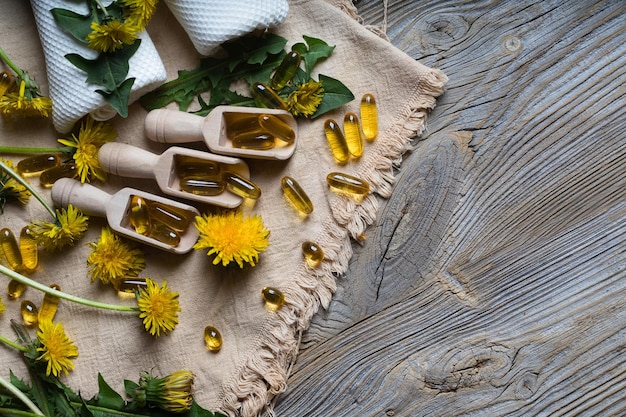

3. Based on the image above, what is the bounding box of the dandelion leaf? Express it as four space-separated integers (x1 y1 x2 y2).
311 74 355 119
94 373 125 410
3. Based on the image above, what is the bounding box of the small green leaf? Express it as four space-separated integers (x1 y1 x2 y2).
9 370 31 393
94 373 125 411
311 74 354 119
186 400 227 417
291 67 309 85
301 36 335 75
96 77 135 118
65 40 140 90
51 8 92 43
246 33 287 64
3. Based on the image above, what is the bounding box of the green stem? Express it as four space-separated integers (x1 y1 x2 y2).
0 375 44 416
0 46 24 79
0 160 56 220
0 146 63 155
69 402 151 417
93 0 110 17
0 265 138 313
0 334 28 353
0 408 42 417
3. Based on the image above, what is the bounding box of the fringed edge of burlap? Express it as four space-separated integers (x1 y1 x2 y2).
218 6 448 417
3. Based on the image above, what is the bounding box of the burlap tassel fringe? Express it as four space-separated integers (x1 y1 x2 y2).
218 8 448 417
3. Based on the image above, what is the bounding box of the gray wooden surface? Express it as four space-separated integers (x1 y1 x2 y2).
274 0 626 415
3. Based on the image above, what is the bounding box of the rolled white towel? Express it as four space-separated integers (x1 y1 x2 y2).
163 0 289 56
29 0 167 133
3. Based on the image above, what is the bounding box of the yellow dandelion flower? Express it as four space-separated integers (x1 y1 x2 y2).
160 370 194 413
0 158 30 211
193 210 270 268
36 319 79 377
122 0 159 30
138 370 194 413
29 204 89 251
0 296 5 314
0 79 52 118
58 116 117 183
287 80 324 118
137 278 180 336
86 19 139 53
87 227 146 285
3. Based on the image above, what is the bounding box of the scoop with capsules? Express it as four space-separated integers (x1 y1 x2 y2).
51 178 200 254
144 105 298 160
98 143 249 208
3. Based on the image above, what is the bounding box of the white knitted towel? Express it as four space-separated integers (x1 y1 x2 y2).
163 0 290 56
29 0 167 133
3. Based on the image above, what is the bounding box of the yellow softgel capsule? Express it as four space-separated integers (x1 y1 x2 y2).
113 277 147 294
231 131 276 150
223 171 262 200
270 50 301 90
360 93 378 141
261 286 285 311
343 112 364 158
17 154 61 176
258 114 295 145
148 201 196 232
0 228 23 271
39 162 78 188
324 119 350 164
251 82 288 110
38 283 61 322
326 172 370 197
19 226 38 273
146 222 180 247
204 325 223 352
281 176 313 215
179 176 225 196
175 155 221 178
129 195 150 234
223 112 261 139
302 241 324 268
7 279 27 299
20 300 39 327
0 71 14 96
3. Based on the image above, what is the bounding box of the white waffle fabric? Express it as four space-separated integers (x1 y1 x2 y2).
163 0 290 56
29 0 167 134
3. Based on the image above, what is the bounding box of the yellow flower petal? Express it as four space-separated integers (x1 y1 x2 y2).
137 279 180 336
87 227 146 285
86 20 139 53
36 319 79 377
29 204 89 251
193 211 270 268
58 116 117 183
287 80 324 118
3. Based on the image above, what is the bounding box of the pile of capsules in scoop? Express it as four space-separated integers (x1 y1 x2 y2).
175 155 261 200
225 112 295 151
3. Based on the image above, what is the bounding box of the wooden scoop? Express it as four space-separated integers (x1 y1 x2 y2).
98 143 249 208
51 178 200 254
144 105 298 160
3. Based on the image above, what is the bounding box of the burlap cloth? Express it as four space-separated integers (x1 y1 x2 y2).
0 0 447 415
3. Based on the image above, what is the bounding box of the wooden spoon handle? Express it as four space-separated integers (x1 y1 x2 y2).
144 108 206 144
50 178 109 217
99 142 159 179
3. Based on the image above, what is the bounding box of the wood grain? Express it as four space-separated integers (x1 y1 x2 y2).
274 0 626 415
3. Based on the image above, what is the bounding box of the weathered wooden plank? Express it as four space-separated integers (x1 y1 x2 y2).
274 0 626 415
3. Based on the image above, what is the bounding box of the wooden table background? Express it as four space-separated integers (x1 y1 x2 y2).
274 0 626 415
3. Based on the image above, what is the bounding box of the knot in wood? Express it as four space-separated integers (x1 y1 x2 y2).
419 343 513 392
421 14 470 47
